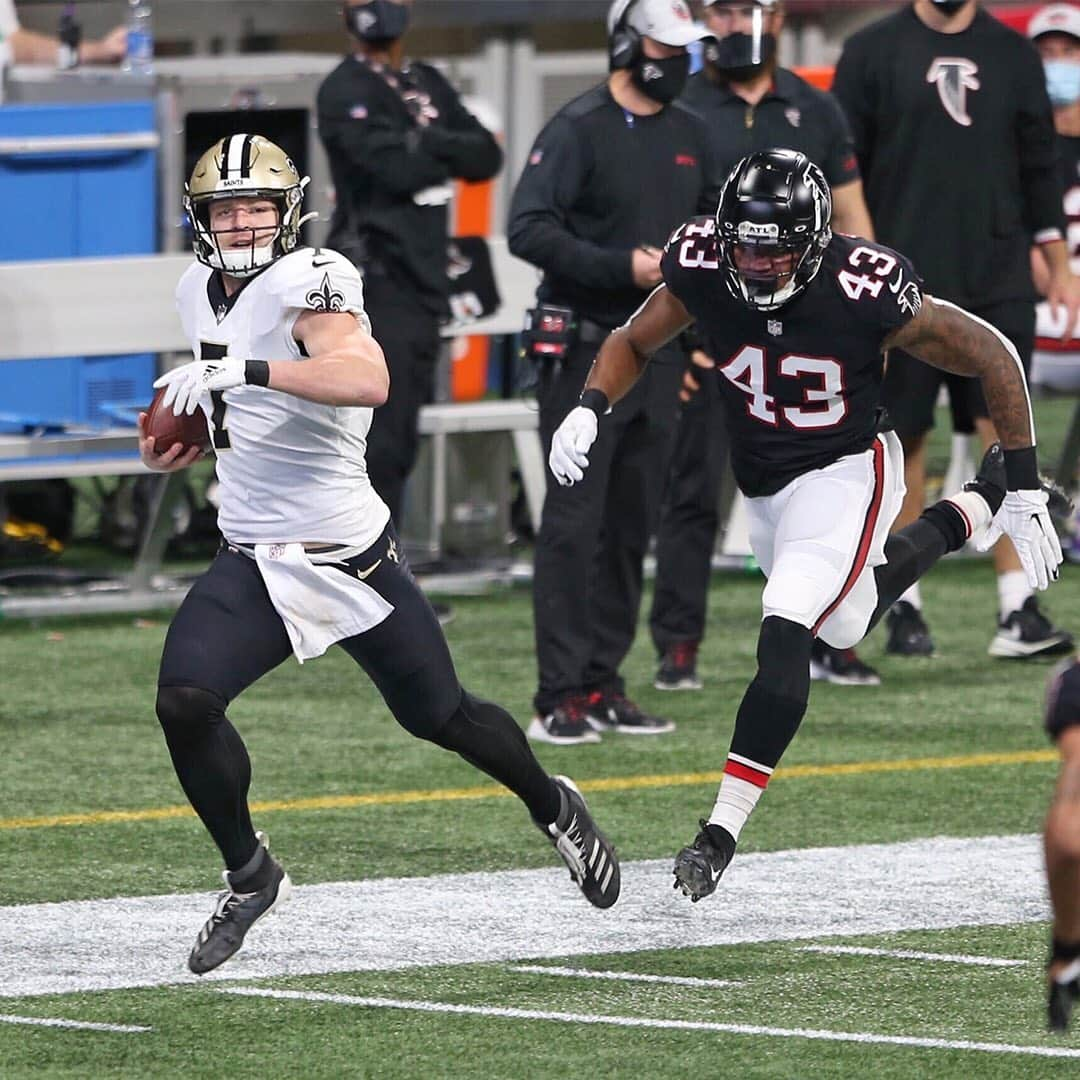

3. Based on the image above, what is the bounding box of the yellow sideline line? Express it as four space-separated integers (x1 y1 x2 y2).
0 748 1057 833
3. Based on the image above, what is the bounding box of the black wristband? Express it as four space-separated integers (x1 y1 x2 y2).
579 388 610 417
245 360 270 388
1003 446 1039 491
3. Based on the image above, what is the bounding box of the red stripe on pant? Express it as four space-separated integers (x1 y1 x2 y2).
724 759 771 789
811 437 885 637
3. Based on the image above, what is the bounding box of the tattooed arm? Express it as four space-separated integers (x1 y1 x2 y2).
884 293 1063 591
882 294 1034 451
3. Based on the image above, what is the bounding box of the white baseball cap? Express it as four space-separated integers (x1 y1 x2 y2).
1029 3 1080 42
607 0 707 48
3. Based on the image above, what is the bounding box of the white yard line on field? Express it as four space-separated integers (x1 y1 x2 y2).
0 833 1049 999
219 986 1080 1060
800 945 1030 967
0 1013 149 1033
506 964 741 988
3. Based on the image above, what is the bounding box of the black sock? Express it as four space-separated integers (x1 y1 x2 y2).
227 841 273 892
867 512 955 632
430 691 562 824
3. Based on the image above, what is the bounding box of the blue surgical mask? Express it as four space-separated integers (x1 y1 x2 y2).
1045 59 1080 107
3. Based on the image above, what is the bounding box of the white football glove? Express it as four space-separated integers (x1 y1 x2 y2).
976 489 1063 591
154 357 248 417
549 405 599 486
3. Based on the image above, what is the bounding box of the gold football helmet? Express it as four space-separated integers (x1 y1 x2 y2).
184 134 313 277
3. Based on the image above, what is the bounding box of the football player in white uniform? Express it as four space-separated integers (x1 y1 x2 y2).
140 135 621 976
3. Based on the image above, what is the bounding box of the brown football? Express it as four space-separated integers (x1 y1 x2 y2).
144 386 211 455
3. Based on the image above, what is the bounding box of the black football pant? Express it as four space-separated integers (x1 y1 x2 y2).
532 341 682 715
362 276 443 527
649 372 730 653
156 521 559 872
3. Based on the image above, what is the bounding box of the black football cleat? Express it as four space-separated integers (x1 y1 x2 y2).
188 832 292 975
989 597 1074 658
536 775 620 909
673 820 736 903
1049 970 1080 1033
585 691 675 735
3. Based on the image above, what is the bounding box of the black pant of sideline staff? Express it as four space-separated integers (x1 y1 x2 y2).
362 275 442 527
531 337 682 740
650 370 729 658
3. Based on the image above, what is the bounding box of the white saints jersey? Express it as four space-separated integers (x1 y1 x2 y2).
174 247 390 548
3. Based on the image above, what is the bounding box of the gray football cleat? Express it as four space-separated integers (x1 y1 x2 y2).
188 832 292 975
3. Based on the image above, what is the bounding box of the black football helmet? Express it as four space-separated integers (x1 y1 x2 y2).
715 148 832 311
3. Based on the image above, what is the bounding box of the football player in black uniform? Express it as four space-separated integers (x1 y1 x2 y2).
1044 654 1080 1033
549 148 1065 901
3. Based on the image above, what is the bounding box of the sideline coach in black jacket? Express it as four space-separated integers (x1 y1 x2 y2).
832 0 1079 660
318 0 502 527
509 0 722 745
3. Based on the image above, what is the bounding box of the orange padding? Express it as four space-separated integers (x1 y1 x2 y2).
793 66 835 91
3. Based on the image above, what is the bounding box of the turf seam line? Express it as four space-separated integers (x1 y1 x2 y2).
0 1013 150 1033
799 945 1030 967
216 987 1080 1059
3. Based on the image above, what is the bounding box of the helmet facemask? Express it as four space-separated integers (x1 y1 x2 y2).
184 134 315 278
715 151 832 311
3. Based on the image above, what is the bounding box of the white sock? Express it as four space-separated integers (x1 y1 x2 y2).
708 754 771 841
899 583 922 610
943 490 994 539
998 570 1031 621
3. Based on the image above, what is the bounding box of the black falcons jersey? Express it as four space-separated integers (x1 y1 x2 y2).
661 220 924 496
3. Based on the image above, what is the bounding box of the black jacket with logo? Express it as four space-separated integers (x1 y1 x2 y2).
317 56 502 317
680 66 860 188
832 4 1065 308
508 84 724 331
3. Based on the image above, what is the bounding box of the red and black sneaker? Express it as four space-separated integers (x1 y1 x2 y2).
654 640 703 691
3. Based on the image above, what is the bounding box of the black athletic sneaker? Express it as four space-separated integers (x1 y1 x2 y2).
1049 965 1080 1033
809 640 881 686
654 641 703 691
673 820 735 903
585 691 675 735
188 832 292 975
536 775 620 909
527 693 600 745
989 597 1074 659
885 600 936 657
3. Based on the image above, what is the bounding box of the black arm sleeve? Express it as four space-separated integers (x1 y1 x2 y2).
507 116 635 290
417 67 504 182
1016 46 1067 241
316 80 451 197
831 37 876 177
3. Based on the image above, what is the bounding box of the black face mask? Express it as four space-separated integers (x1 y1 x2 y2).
346 0 410 47
703 31 778 83
631 54 690 105
930 0 968 15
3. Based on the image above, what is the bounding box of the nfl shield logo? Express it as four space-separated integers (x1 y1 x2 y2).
767 319 783 336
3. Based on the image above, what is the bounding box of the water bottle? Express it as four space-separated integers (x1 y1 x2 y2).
57 3 82 71
122 0 154 75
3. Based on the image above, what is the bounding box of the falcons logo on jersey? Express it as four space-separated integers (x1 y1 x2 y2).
926 58 980 127
305 273 346 313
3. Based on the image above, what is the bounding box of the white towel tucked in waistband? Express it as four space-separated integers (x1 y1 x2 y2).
254 542 394 662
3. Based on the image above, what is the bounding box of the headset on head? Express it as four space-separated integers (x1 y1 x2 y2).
608 0 642 70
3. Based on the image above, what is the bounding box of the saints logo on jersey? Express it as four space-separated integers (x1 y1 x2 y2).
305 273 347 313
